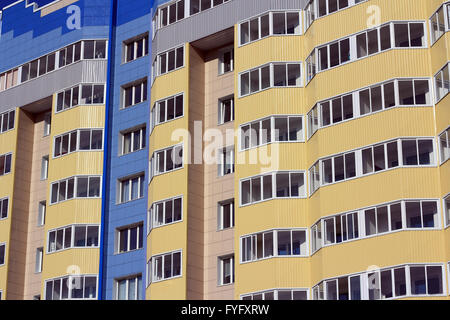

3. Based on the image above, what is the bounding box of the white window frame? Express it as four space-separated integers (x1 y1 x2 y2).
240 228 309 263
47 224 100 254
218 47 234 75
311 198 441 254
241 288 309 300
121 78 148 109
44 274 98 300
0 109 15 134
150 92 184 131
239 62 303 97
240 171 307 206
120 125 146 156
149 143 184 180
0 197 9 220
148 249 183 284
0 242 6 266
218 199 234 230
115 223 144 254
114 274 142 300
35 247 43 273
50 175 102 205
123 33 149 63
239 115 305 151
218 96 234 125
218 146 235 176
148 195 184 233
118 173 145 204
218 254 235 286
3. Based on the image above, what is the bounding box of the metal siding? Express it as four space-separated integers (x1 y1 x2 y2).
0 60 107 113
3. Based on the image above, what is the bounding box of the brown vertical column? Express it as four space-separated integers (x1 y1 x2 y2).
6 109 34 299
186 45 206 299
23 112 50 300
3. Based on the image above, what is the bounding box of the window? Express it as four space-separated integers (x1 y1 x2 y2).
45 275 97 300
50 176 101 204
242 288 308 300
402 139 434 166
153 45 184 79
148 196 183 232
241 171 305 205
56 84 105 112
218 146 235 176
306 50 316 83
310 138 434 194
116 223 144 253
0 110 15 133
219 48 234 74
118 173 145 204
241 229 307 263
4 40 104 90
435 63 450 102
121 126 146 155
0 243 5 265
35 247 43 273
405 201 439 228
53 129 103 157
410 265 443 295
122 79 148 109
48 225 100 253
38 201 46 226
218 97 234 124
444 195 450 227
0 153 12 176
151 93 184 129
124 34 149 63
312 199 440 253
116 275 142 300
307 78 431 137
313 264 444 300
240 115 304 150
321 151 356 184
308 21 426 79
155 0 186 29
239 62 302 97
148 250 182 283
149 144 183 179
311 221 322 253
0 198 8 220
218 255 234 285
0 68 18 91
218 199 234 230
188 0 230 16
239 11 301 45
41 155 49 180
439 127 450 164
430 5 447 44
58 42 81 68
43 113 51 136
82 40 106 60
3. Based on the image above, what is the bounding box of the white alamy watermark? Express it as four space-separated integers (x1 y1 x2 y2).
66 5 81 30
167 121 280 173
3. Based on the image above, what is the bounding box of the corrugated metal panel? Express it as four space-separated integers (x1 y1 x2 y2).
152 0 307 59
81 60 108 84
0 60 107 113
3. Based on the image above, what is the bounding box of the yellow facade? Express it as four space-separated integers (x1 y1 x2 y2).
145 0 450 300
40 97 104 296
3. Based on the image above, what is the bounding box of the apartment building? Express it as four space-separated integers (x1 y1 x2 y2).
0 0 448 300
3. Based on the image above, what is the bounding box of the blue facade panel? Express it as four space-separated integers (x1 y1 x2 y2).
101 0 151 300
0 0 110 73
